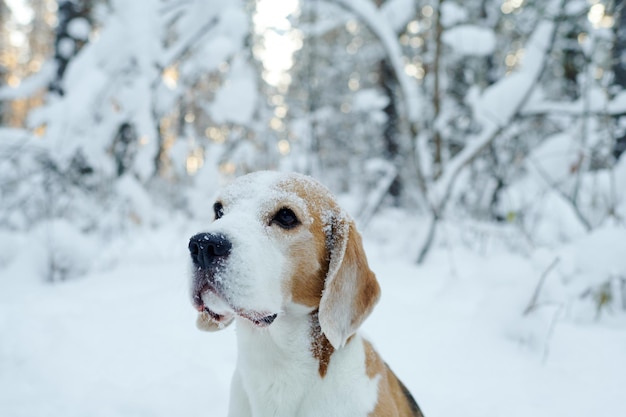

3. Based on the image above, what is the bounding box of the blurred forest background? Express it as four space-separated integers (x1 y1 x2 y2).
1 0 625 291
2 3 626 414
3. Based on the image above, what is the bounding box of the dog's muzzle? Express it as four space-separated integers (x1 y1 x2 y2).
188 232 278 328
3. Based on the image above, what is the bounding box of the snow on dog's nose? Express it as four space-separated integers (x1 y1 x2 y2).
188 233 232 270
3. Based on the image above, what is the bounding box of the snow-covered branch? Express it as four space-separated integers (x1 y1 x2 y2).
415 0 567 263
357 160 398 226
158 16 219 71
523 90 626 118
430 13 562 212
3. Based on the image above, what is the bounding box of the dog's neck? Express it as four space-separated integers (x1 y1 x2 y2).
233 308 319 415
233 307 373 415
231 308 379 417
235 306 322 374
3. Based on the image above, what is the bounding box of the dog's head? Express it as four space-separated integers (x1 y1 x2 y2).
188 171 380 349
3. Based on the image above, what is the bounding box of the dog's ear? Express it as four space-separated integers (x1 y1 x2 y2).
196 312 234 332
319 215 380 349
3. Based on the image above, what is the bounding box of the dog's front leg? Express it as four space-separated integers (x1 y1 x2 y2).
228 370 252 417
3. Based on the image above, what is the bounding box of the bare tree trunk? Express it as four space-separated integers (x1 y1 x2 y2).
613 1 626 88
379 58 402 199
374 0 402 200
432 0 445 180
612 1 626 160
301 0 322 177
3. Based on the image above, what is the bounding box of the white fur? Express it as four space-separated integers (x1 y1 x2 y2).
232 318 378 417
203 199 287 316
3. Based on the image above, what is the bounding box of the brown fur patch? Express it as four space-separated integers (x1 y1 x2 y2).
344 224 381 327
288 211 328 307
364 340 424 417
280 177 336 308
310 310 335 377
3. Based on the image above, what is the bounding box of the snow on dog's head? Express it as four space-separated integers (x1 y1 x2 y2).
188 171 380 349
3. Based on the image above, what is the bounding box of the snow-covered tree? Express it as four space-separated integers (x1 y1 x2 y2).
1 0 625 296
0 0 260 279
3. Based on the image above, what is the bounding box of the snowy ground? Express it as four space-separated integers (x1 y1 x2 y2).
1 215 625 417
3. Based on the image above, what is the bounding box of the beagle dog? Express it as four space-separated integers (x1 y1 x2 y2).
188 171 423 417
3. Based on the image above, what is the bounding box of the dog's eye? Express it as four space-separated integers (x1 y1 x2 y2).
272 208 299 229
214 202 224 220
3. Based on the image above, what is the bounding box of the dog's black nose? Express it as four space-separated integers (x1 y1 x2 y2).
189 233 232 269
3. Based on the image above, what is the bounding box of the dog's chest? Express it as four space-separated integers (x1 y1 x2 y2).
237 330 379 417
237 324 317 415
241 362 312 416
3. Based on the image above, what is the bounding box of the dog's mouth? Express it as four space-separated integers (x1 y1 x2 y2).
236 310 278 327
192 282 277 328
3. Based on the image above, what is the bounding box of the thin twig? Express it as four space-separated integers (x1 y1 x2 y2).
524 257 560 315
541 304 563 364
529 158 593 231
358 165 398 227
416 212 439 264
